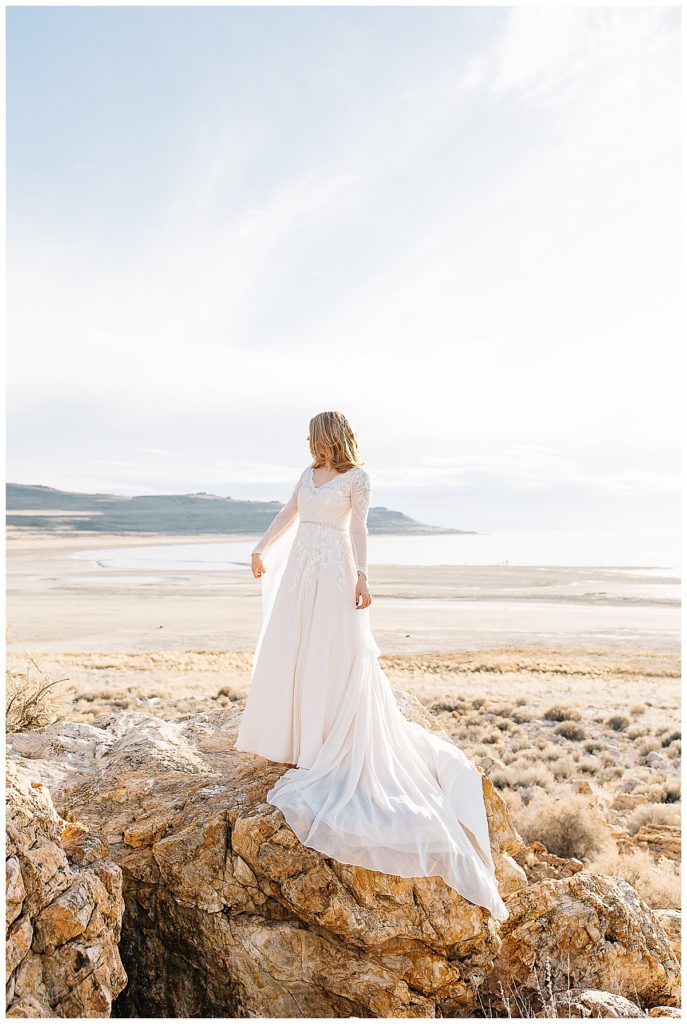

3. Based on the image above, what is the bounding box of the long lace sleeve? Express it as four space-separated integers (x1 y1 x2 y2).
251 470 303 555
349 468 371 578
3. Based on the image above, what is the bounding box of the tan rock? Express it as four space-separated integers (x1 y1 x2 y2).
571 780 594 797
647 1006 682 1018
515 840 585 882
653 910 680 966
5 760 127 1017
5 856 25 927
478 754 507 774
481 872 680 1014
6 705 681 1019
7 705 521 1018
633 824 681 862
610 792 648 812
541 988 645 1018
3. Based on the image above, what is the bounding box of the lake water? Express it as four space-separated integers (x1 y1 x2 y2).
73 529 681 574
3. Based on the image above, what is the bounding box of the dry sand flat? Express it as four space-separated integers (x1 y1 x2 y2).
5 529 680 734
6 529 680 653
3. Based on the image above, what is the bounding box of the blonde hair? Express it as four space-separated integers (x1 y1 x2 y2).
308 411 364 473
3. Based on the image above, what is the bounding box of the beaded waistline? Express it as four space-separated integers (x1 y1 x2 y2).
299 519 348 534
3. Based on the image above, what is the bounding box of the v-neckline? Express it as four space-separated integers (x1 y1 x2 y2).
310 466 353 490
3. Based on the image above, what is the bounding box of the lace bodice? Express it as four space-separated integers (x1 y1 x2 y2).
251 465 371 577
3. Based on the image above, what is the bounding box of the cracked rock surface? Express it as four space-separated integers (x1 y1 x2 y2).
5 760 127 1017
6 697 681 1018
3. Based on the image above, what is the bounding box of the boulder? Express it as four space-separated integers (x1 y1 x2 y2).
633 824 681 863
7 703 526 1018
6 703 681 1019
610 792 648 812
653 910 681 965
480 872 680 1015
514 841 584 882
5 761 127 1017
538 988 645 1018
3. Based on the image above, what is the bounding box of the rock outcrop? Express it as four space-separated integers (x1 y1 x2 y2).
544 989 646 1018
5 761 127 1017
514 840 584 882
6 699 682 1018
633 824 681 863
480 872 680 1015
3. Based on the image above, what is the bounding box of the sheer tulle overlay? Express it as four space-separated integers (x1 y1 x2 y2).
235 465 509 922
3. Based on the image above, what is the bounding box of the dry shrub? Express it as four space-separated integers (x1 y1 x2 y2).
607 715 630 732
587 846 681 910
431 700 462 713
6 654 71 733
508 788 611 861
554 720 586 741
598 766 624 782
510 708 532 725
635 779 681 804
583 738 603 753
626 724 645 740
578 756 602 775
637 737 662 755
493 703 513 717
491 763 553 793
481 729 503 744
626 801 681 835
508 736 533 755
544 705 581 722
665 739 681 760
539 741 564 762
630 704 646 715
550 756 576 781
660 730 681 748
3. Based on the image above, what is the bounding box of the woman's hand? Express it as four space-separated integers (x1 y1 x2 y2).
355 572 372 609
251 553 266 579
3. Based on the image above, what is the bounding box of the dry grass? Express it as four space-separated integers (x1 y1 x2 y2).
587 846 681 910
507 789 613 861
6 651 72 733
554 720 586 741
626 802 681 834
545 705 582 722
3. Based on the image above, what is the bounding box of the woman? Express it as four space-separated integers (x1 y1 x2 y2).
235 410 509 923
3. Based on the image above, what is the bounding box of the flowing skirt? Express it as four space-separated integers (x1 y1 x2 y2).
235 520 509 923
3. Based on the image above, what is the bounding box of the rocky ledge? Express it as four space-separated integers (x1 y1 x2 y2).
5 692 681 1018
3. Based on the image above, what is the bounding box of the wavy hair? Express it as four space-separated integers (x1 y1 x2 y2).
308 411 364 473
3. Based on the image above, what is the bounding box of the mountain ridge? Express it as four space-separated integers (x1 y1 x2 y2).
6 482 476 536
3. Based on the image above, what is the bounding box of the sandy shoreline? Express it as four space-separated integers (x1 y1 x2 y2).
6 529 681 656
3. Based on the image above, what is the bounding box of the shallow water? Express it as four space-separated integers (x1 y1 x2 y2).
72 528 681 574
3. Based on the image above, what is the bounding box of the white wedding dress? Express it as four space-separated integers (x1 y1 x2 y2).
235 464 509 922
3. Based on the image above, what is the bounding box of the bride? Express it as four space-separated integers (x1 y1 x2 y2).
235 410 509 923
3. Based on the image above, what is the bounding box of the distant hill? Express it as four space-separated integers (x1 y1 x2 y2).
6 483 476 537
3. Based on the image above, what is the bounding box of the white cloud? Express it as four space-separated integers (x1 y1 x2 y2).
6 7 680 529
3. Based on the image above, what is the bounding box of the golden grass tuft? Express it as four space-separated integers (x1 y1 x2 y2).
6 651 72 733
587 846 681 910
507 788 612 861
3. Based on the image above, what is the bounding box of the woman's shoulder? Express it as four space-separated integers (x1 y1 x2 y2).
349 465 371 492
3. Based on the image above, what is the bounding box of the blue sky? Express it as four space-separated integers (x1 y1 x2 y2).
6 6 681 531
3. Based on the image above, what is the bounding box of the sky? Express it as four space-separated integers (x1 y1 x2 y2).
6 5 681 532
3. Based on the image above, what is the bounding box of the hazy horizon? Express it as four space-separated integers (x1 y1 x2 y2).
6 7 680 533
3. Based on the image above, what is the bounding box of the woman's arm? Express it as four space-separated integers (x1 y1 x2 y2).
251 470 303 556
350 468 371 579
